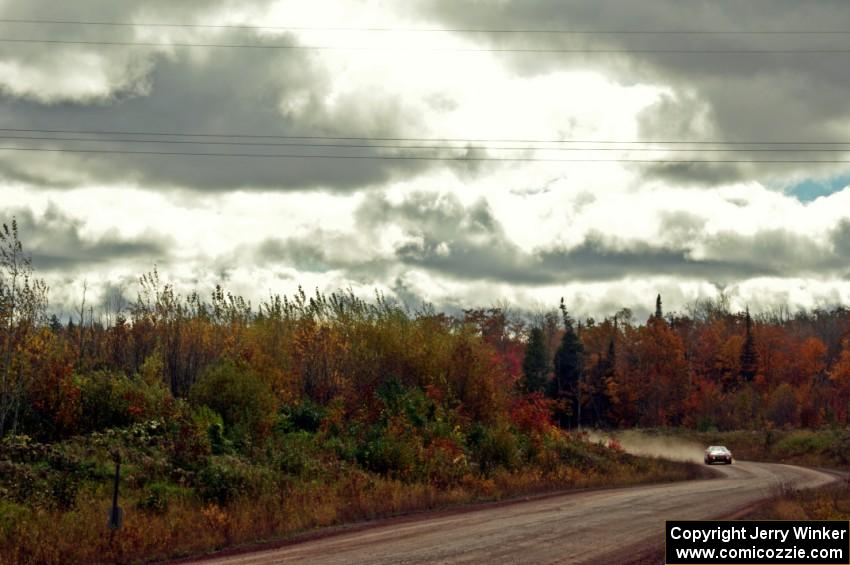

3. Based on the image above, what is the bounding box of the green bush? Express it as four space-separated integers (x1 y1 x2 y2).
75 371 172 434
192 406 230 455
76 371 133 432
377 380 434 428
0 435 50 463
164 403 213 470
137 482 185 514
195 456 269 505
0 459 81 509
274 431 321 476
0 461 37 504
277 401 325 433
322 434 358 463
824 430 850 465
774 430 824 457
46 472 79 509
357 431 419 479
554 438 612 472
189 361 277 442
470 424 519 475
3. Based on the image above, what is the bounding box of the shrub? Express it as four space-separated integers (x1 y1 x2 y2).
322 434 358 463
74 371 173 434
422 436 468 487
164 403 213 470
274 431 320 477
75 371 133 432
377 380 434 429
195 456 270 505
357 429 419 480
277 401 325 433
46 472 79 510
137 482 185 514
192 406 230 455
553 438 611 473
470 424 519 475
189 361 278 442
823 430 850 465
0 435 50 463
0 461 37 504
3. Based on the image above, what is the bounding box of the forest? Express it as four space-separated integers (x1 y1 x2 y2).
2 217 850 562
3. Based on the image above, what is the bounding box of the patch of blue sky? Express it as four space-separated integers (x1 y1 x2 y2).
785 174 850 203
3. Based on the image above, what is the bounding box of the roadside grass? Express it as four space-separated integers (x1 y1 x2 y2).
744 479 850 521
0 430 705 565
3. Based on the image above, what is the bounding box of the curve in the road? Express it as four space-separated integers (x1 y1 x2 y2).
187 461 838 565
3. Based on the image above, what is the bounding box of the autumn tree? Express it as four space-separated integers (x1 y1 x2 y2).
766 383 797 427
587 328 616 427
633 305 689 426
462 307 525 378
0 219 49 436
828 335 850 423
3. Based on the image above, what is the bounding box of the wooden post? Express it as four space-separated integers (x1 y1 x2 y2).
108 451 123 534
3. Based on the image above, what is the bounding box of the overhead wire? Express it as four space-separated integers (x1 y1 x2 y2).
1 128 849 145
1 17 849 35
2 37 850 53
2 146 849 163
2 19 849 163
2 134 850 152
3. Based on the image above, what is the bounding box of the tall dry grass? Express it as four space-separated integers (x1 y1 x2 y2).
0 457 703 564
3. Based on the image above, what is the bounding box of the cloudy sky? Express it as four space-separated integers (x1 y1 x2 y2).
2 0 850 319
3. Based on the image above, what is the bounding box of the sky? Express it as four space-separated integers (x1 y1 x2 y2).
2 0 850 320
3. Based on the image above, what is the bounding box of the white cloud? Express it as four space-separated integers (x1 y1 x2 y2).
3 0 850 319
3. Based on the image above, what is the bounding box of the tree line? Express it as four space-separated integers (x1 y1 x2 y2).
2 217 850 440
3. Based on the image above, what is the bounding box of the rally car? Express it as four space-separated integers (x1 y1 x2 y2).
704 445 733 465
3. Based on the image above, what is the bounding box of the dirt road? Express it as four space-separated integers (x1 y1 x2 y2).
189 462 837 565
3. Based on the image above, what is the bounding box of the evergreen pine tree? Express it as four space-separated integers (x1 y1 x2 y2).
740 307 759 382
522 326 549 393
548 298 584 427
655 293 663 319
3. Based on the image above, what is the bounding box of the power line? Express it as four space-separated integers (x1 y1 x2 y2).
4 135 850 152
2 17 849 35
3 37 850 53
2 145 850 163
2 128 849 145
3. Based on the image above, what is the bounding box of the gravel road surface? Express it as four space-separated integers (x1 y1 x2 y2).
187 461 837 565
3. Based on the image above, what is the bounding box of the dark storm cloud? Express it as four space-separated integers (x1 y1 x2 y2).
699 229 835 274
5 204 169 270
417 0 850 183
0 47 429 191
354 192 758 283
830 220 850 261
0 1 449 192
278 190 850 285
255 233 394 280
535 236 764 283
1 0 265 23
